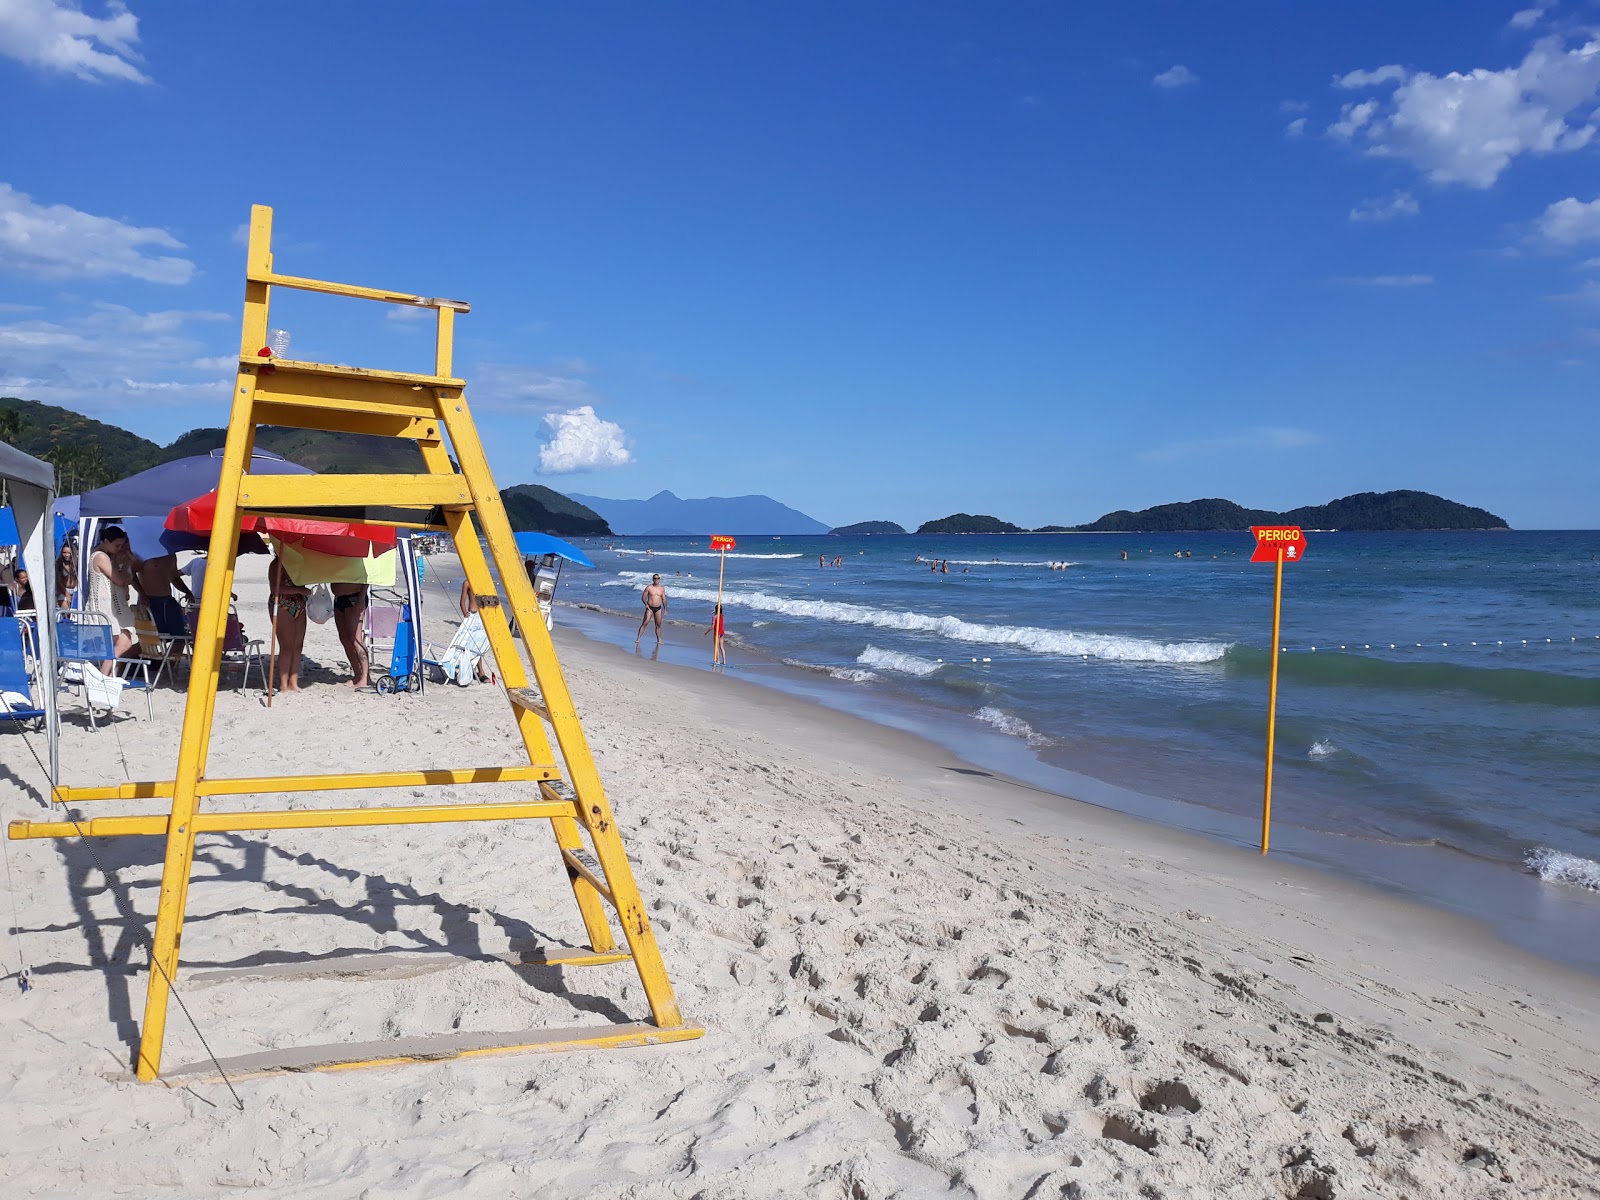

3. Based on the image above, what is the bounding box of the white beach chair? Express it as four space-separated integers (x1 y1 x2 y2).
425 613 494 686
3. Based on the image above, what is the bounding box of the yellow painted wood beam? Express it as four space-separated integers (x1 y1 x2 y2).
245 272 471 314
251 401 442 442
238 473 470 509
10 798 574 841
53 764 564 804
164 1022 704 1084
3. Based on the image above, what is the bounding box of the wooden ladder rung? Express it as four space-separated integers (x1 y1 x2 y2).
506 687 551 720
238 472 471 509
539 778 576 804
561 847 613 906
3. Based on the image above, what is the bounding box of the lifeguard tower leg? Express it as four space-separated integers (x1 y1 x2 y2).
436 396 684 1028
136 400 256 1081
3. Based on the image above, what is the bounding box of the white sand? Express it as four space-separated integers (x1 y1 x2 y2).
2 554 1598 1198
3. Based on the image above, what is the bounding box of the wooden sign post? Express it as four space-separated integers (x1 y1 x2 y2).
1251 525 1307 855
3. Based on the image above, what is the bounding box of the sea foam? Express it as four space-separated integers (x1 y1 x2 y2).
1525 846 1600 892
606 575 1228 664
858 645 943 676
1308 740 1338 760
612 549 804 560
939 559 1081 568
974 706 1052 745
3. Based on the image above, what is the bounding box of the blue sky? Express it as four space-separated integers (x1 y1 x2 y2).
2 1 1599 529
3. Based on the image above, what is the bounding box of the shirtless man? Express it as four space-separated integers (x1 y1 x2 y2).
331 582 369 688
134 553 194 637
636 574 666 644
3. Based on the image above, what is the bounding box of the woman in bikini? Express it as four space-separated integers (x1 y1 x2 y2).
267 556 311 693
331 582 369 688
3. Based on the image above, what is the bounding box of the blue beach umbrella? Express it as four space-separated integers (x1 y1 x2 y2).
513 531 595 568
0 506 16 546
78 448 312 518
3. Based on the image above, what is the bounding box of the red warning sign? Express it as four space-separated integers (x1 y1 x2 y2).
1251 526 1307 563
709 535 737 550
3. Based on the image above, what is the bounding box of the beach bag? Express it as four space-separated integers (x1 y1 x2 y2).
307 585 334 624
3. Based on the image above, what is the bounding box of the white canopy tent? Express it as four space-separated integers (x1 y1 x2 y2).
0 440 58 788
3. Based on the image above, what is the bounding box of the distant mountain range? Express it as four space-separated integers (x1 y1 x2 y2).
567 489 829 535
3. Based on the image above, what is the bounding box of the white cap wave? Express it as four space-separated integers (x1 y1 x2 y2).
608 574 1228 664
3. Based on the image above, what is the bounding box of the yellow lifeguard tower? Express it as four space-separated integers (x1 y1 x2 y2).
10 206 701 1080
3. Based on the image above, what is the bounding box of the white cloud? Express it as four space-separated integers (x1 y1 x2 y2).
0 184 192 283
1350 190 1420 222
471 361 601 410
1549 279 1600 303
1335 65 1408 89
1581 257 1600 269
537 406 632 473
1139 426 1320 463
384 305 430 323
1153 65 1197 89
0 303 233 416
0 0 148 83
1330 37 1600 187
1334 273 1435 286
1508 3 1552 30
1534 195 1600 245
1279 99 1309 113
1285 117 1307 138
1328 99 1378 140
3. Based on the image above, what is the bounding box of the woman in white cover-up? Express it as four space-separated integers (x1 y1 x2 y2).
88 524 139 673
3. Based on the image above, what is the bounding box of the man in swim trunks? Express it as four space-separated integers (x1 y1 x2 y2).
331 582 369 688
135 553 194 637
637 574 666 644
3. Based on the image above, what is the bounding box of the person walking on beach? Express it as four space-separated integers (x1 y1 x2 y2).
704 602 726 667
637 574 667 644
331 582 369 688
268 556 310 694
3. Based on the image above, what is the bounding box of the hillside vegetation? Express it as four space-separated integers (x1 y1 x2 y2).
0 397 611 535
1072 490 1508 532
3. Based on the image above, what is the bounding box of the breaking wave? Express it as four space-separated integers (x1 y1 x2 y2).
1525 846 1600 892
1308 740 1338 760
858 646 942 676
607 575 1228 664
974 706 1051 745
611 549 804 560
937 559 1081 568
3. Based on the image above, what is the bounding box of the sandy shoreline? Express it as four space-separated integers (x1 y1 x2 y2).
2 554 1598 1197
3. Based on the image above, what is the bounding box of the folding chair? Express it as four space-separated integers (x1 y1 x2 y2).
57 612 152 726
185 608 264 693
133 605 188 688
0 615 47 731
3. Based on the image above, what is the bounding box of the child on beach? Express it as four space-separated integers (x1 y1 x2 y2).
704 602 726 667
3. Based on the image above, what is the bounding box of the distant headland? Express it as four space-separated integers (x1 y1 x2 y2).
901 492 1509 534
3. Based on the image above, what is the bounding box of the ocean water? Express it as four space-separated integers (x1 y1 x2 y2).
516 531 1600 958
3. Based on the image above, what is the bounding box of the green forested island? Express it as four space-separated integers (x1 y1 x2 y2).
1071 491 1508 532
830 520 906 535
0 396 612 536
917 513 1024 535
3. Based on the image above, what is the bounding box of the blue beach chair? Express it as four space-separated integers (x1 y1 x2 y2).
57 613 152 727
0 615 47 731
